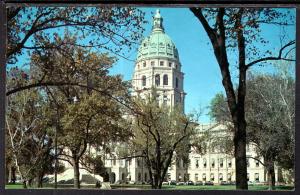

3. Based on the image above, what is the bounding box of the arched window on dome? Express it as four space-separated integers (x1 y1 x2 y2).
175 77 179 88
142 76 146 87
163 74 168 85
155 74 160 86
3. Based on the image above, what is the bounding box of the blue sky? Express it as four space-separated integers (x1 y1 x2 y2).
109 7 296 123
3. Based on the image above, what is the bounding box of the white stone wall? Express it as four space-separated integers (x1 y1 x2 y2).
132 57 185 109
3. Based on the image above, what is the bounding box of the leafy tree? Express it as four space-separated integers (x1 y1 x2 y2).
28 36 132 188
123 92 198 189
190 7 295 189
58 92 130 189
6 6 145 96
209 64 295 190
7 6 145 64
5 68 64 188
246 72 294 189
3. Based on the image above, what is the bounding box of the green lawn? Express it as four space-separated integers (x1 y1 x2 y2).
5 184 24 189
162 185 294 190
5 183 294 191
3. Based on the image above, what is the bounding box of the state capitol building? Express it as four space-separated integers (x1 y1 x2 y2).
102 10 282 185
57 10 284 185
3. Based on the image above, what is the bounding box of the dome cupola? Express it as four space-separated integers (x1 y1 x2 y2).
136 10 179 61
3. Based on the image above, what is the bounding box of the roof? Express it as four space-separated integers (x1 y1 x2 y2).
136 10 179 61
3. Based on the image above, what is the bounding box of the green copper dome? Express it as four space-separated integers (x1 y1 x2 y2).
136 10 179 61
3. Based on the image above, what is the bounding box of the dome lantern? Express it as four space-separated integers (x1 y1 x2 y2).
152 9 164 33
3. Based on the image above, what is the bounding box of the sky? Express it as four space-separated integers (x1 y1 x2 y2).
10 7 296 123
108 7 296 123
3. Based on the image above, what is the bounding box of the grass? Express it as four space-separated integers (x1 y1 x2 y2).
162 185 294 191
5 183 294 191
5 184 24 189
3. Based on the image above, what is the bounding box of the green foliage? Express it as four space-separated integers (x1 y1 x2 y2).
209 63 295 170
208 93 231 123
7 7 146 64
123 90 198 188
5 72 61 184
246 71 295 170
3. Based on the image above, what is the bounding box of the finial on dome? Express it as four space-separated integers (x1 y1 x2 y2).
155 9 161 17
152 9 164 33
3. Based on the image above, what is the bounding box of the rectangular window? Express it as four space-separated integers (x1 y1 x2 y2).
160 61 164 66
169 62 172 67
255 173 259 182
151 61 155 66
228 173 232 181
256 160 260 167
143 62 146 67
163 95 167 105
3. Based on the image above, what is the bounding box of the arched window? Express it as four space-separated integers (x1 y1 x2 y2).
219 173 223 181
163 74 168 85
195 159 199 168
155 74 160 86
219 158 223 168
211 158 215 168
175 77 179 88
228 159 232 168
142 76 146 86
203 158 207 168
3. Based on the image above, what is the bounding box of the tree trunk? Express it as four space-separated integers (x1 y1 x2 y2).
73 158 80 189
7 165 11 184
266 159 276 190
234 117 248 190
28 179 33 187
23 180 27 189
11 167 16 184
36 174 43 188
